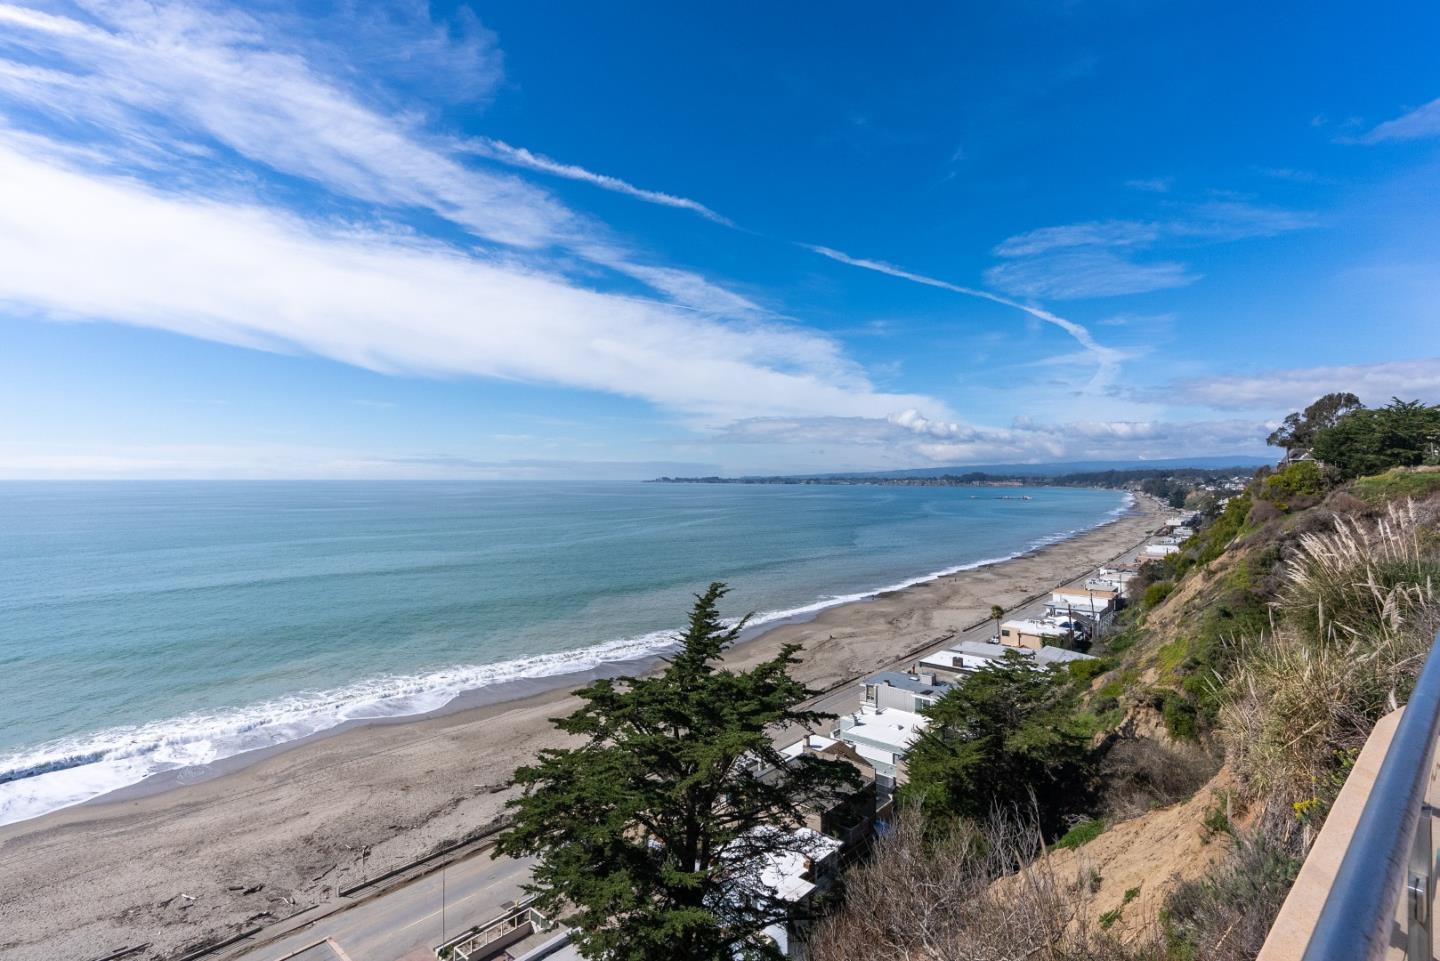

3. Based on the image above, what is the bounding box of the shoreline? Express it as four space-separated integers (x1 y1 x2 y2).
0 488 1135 825
0 492 1165 960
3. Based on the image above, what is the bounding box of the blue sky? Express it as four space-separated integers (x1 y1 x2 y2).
0 0 1437 478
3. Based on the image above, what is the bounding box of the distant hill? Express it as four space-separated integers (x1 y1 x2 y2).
652 457 1273 488
817 456 1272 480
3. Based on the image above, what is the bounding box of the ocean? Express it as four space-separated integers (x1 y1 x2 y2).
0 481 1129 825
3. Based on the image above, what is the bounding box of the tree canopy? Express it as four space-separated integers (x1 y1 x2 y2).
1310 398 1440 479
1266 391 1362 453
900 652 1092 837
494 583 859 961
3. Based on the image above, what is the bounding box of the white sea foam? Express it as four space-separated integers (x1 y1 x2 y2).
0 490 1135 827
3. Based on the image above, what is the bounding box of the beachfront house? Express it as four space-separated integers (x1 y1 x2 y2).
1144 543 1181 558
860 670 952 714
1044 590 1116 634
999 617 1073 650
724 825 844 960
834 703 928 798
919 639 1095 681
767 734 887 848
915 639 1012 682
1084 567 1137 600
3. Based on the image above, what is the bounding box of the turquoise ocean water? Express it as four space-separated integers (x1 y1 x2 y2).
0 481 1128 824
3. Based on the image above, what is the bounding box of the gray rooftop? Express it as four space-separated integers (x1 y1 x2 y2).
863 670 952 697
951 639 1011 658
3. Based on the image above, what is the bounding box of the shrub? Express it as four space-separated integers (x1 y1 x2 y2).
1067 657 1112 685
1163 819 1303 961
1142 581 1175 610
1099 737 1218 821
1195 493 1252 565
1051 818 1106 851
1161 691 1200 741
1258 461 1326 512
808 809 1145 961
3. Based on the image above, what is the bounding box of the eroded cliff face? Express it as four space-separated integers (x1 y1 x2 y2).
1022 767 1241 943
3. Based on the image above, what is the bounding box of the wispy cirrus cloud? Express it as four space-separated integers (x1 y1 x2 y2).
0 0 953 431
1361 96 1440 143
995 203 1317 258
0 0 760 320
0 137 941 426
987 201 1317 300
1125 176 1173 193
460 137 734 225
799 244 1128 392
984 250 1197 300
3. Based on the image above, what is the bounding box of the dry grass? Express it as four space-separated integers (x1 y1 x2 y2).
1221 500 1440 815
808 808 1154 961
1161 812 1303 961
1098 738 1218 822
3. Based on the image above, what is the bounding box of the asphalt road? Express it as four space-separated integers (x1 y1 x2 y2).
229 851 536 961
228 536 1150 961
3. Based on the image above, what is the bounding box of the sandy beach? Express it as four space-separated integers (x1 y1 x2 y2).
0 494 1164 959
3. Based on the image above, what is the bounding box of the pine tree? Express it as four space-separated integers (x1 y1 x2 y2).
495 582 860 961
901 652 1092 837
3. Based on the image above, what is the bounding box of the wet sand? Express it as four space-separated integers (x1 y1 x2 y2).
0 494 1164 959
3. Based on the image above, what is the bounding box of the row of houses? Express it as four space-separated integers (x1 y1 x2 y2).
1144 511 1200 559
728 628 1106 957
445 571 1141 961
832 631 1099 806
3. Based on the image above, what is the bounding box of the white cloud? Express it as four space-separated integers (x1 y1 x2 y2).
0 139 942 426
984 250 1198 300
994 203 1317 258
799 244 1126 392
0 0 762 319
0 0 570 247
1159 358 1440 411
461 137 733 225
987 202 1316 303
994 220 1163 257
1125 177 1173 193
1362 97 1440 143
708 412 1270 466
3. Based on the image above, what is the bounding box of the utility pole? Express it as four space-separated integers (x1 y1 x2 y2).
442 865 447 943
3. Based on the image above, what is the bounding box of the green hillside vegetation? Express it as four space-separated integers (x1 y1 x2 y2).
812 394 1440 961
1350 466 1440 504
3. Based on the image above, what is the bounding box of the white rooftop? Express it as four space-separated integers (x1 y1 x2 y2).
778 734 838 761
728 826 842 904
1002 618 1070 637
839 704 929 752
1048 593 1113 615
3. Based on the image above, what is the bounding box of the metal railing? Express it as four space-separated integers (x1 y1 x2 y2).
1302 630 1440 961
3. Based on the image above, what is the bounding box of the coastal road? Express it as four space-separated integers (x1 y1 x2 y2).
227 851 536 961
225 510 1156 961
